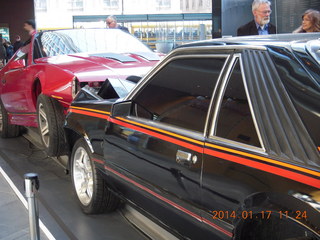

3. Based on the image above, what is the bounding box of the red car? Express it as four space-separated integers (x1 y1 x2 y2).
0 28 160 156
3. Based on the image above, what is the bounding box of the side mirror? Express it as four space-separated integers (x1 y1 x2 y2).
9 59 25 70
112 100 156 120
112 101 132 117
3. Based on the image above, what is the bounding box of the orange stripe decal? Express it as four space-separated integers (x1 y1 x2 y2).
205 143 320 178
204 148 320 189
51 95 63 99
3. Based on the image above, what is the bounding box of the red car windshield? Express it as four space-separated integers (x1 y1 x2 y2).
39 28 152 57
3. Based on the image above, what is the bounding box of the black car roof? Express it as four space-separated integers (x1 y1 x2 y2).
178 33 320 49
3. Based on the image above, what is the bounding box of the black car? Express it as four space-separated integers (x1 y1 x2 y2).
65 33 320 240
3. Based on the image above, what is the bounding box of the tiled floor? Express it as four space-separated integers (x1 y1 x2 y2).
0 135 146 240
0 174 46 240
0 173 32 240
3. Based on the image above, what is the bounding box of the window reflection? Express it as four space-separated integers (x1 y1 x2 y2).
40 29 151 57
133 57 226 132
215 60 261 148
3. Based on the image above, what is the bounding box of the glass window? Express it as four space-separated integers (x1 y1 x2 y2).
103 0 119 9
133 57 227 133
35 0 47 12
67 0 83 11
215 59 261 148
14 44 29 65
40 29 151 57
156 0 171 10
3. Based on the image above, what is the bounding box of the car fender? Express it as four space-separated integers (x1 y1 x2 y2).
38 64 75 104
233 191 320 237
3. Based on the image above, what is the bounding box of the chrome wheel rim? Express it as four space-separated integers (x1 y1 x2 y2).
0 104 3 132
38 103 50 147
73 146 94 206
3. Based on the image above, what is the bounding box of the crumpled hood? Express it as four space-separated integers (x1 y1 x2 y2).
35 51 159 82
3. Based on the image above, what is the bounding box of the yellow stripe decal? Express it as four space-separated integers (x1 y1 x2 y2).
51 95 63 99
70 106 110 115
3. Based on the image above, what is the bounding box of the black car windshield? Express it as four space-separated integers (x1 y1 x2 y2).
39 28 152 57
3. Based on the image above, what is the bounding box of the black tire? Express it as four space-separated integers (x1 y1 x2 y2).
37 94 66 157
0 99 20 138
70 138 120 214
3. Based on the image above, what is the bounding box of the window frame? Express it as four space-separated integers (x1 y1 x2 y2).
128 53 231 136
209 54 266 153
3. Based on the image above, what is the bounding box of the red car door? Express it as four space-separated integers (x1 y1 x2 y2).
1 42 34 115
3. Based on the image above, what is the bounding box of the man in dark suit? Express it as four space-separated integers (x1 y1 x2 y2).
237 0 276 36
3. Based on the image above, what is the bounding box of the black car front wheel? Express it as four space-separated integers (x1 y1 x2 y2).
37 94 66 157
71 138 120 214
0 99 20 138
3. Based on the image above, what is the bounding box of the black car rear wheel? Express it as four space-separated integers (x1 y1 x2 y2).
71 138 120 214
0 99 20 138
37 94 66 157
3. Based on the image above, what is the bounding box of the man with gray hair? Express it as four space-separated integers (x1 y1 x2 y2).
106 15 129 33
237 0 276 36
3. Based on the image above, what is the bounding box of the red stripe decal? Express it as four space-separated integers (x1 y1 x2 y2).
109 117 204 153
204 148 320 189
202 218 233 238
102 164 233 237
93 158 104 165
69 109 109 120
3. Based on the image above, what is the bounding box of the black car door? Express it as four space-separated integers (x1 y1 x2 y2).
103 55 230 239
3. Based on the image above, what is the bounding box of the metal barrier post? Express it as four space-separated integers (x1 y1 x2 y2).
24 173 40 240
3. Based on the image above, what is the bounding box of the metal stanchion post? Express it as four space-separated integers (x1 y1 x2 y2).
24 173 40 240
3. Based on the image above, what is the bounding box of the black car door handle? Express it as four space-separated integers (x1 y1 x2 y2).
176 150 198 166
1 79 6 84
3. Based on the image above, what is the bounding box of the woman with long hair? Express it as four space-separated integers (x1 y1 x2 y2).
293 9 320 33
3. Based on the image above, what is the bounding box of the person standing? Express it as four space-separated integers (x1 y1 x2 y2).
293 9 320 33
0 34 6 67
4 40 14 62
23 19 36 45
237 0 276 36
13 35 24 52
106 15 129 33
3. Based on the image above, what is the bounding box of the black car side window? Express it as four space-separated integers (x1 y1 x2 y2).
133 57 227 133
215 59 262 148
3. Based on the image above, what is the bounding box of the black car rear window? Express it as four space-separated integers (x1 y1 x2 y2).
268 46 320 149
294 50 320 86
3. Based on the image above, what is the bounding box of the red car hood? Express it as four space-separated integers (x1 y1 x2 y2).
35 52 160 82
